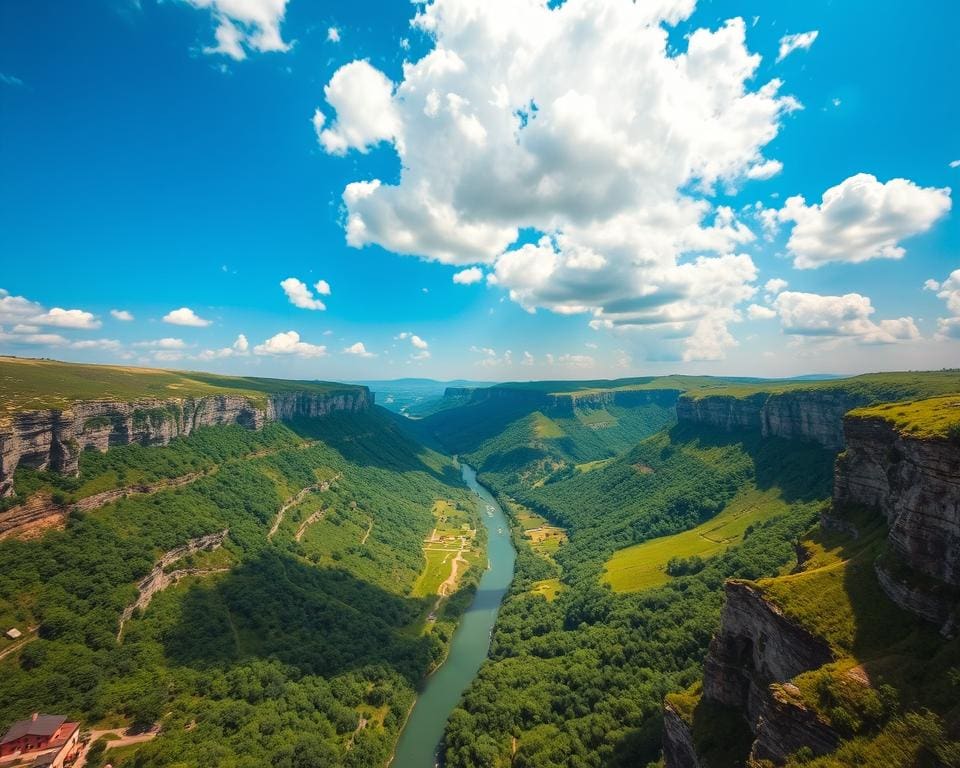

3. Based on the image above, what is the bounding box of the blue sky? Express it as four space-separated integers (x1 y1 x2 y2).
1 0 957 381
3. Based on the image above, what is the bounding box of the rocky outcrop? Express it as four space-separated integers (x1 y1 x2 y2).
0 470 207 539
749 684 840 764
676 390 868 449
676 393 767 433
702 581 834 724
0 389 371 496
117 529 229 639
835 416 960 588
874 558 957 637
662 703 701 768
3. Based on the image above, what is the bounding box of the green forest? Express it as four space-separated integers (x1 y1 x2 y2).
0 407 479 767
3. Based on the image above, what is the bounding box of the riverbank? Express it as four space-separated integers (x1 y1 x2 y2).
390 464 517 768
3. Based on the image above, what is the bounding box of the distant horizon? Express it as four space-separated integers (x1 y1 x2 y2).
7 353 959 389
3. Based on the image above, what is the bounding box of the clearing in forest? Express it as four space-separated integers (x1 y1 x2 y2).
412 500 477 598
602 485 789 593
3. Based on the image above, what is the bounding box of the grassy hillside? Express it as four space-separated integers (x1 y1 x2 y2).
0 406 478 767
680 370 960 402
0 356 362 419
603 485 791 593
440 417 834 766
849 393 960 438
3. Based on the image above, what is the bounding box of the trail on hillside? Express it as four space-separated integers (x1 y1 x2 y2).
268 472 342 540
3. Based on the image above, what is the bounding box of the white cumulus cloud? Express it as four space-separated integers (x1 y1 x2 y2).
197 334 250 360
316 1 800 361
254 330 327 357
327 26 340 43
134 338 188 350
281 278 328 310
779 173 952 269
163 307 211 327
453 267 484 285
313 61 400 155
111 309 134 321
776 30 819 62
772 291 919 345
185 0 292 61
343 341 375 357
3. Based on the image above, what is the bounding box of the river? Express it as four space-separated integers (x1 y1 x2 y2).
391 464 517 768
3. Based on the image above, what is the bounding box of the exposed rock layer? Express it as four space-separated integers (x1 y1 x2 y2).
749 685 840 764
834 416 960 588
676 390 868 449
661 704 701 768
702 581 834 724
0 389 371 496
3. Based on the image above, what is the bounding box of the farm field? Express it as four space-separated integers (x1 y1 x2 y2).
412 500 479 598
602 485 789 593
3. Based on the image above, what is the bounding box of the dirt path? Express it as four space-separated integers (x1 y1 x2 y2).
0 626 38 662
360 518 373 545
438 546 467 597
0 470 209 541
294 508 326 542
74 728 159 767
0 440 319 543
268 472 341 540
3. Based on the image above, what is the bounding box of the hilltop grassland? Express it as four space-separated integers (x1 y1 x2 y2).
848 393 960 438
0 355 361 418
0 405 479 768
679 370 960 402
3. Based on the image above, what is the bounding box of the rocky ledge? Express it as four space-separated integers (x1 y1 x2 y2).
702 581 834 724
661 703 701 768
0 388 371 496
834 415 960 589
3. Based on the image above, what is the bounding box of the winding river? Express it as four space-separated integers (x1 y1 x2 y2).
391 464 517 768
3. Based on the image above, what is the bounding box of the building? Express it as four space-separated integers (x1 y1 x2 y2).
4 629 21 640
0 714 80 767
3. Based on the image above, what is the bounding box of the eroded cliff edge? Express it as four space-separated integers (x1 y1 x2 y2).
676 390 866 450
0 388 372 496
664 398 960 766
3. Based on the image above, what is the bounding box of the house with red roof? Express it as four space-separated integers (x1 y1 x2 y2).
0 714 80 767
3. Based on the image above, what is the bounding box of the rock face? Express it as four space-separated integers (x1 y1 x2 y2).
0 389 371 496
834 415 960 589
677 390 868 449
749 685 840 764
661 704 701 768
702 581 834 724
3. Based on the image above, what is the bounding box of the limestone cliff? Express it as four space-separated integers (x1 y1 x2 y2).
661 703 701 768
663 582 836 767
702 581 834 723
677 390 868 450
834 415 960 588
0 388 371 496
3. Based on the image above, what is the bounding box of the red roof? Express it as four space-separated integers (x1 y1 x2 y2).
1 715 66 745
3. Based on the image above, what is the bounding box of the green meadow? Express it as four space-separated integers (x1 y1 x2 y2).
602 485 790 592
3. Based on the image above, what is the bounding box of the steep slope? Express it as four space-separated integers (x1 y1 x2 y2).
665 396 960 767
0 356 370 497
0 360 478 767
